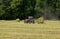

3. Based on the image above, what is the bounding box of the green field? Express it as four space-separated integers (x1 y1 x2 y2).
0 20 60 39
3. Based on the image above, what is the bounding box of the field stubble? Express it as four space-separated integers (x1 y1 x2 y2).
0 20 60 39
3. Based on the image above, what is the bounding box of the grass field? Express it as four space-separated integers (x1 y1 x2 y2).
0 20 60 39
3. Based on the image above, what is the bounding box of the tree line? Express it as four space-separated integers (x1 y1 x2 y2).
0 0 60 20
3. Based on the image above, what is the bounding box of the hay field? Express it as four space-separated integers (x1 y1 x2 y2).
0 20 60 39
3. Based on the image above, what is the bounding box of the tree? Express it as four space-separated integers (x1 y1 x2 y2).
35 0 45 18
0 0 5 17
0 0 60 20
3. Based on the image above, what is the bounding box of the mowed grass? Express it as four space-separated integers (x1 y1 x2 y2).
0 20 60 39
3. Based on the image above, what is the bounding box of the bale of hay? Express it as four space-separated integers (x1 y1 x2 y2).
16 18 20 22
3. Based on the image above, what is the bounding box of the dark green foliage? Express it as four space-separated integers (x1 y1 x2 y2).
0 0 60 20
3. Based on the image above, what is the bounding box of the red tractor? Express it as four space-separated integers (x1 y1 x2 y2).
24 19 29 23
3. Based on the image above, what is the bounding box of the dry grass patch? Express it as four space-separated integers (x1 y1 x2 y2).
0 20 60 39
